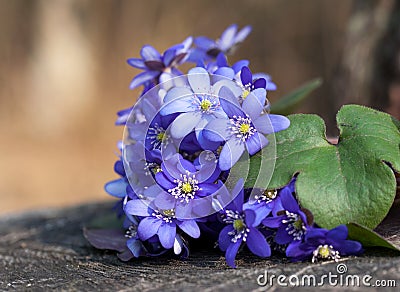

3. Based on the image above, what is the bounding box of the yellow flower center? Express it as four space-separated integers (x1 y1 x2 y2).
181 182 193 193
151 165 162 175
241 89 250 99
293 219 303 230
233 219 245 232
200 99 212 111
216 146 223 156
264 190 277 200
239 123 250 134
161 209 175 217
156 132 165 141
318 246 330 258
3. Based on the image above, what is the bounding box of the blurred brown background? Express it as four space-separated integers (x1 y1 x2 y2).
1 0 399 215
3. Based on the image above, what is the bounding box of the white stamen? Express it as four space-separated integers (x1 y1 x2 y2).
147 123 171 149
255 190 277 204
144 162 162 176
125 225 138 238
223 210 250 243
229 115 256 142
151 209 176 223
191 94 220 114
282 211 306 241
312 244 340 263
168 171 200 203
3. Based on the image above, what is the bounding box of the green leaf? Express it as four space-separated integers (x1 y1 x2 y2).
270 78 322 115
347 223 400 251
246 105 400 229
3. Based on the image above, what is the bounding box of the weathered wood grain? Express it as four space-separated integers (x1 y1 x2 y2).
0 202 399 291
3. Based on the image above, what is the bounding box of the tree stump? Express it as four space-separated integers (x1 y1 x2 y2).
0 202 399 290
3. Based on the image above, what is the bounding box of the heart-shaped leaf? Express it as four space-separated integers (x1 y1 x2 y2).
246 105 400 229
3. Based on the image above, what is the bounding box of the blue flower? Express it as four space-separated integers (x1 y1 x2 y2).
140 153 220 220
122 196 190 259
127 37 192 89
286 225 363 263
160 67 239 143
253 72 277 91
173 233 190 259
203 86 290 170
115 106 133 126
84 205 170 262
189 24 251 62
262 182 311 247
123 142 164 190
124 198 200 249
104 145 129 199
237 66 279 100
216 180 271 268
155 153 220 202
243 188 283 227
178 131 204 153
205 55 277 93
202 52 249 80
145 113 177 151
239 66 266 93
124 95 179 159
122 216 148 259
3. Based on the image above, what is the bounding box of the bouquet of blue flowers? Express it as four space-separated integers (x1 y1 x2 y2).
85 24 400 268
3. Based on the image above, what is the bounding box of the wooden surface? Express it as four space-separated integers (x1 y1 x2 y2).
0 202 399 291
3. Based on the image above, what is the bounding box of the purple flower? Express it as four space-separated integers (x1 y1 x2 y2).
84 209 169 261
127 37 192 89
124 93 164 144
203 86 290 170
286 225 363 263
178 131 204 153
203 52 249 80
122 196 190 259
124 97 179 166
132 153 219 220
190 24 251 62
156 154 220 203
243 188 283 227
122 217 148 259
205 55 277 93
124 198 200 249
123 142 163 190
160 67 239 143
145 113 177 151
239 66 267 95
237 66 279 101
262 182 311 247
204 55 277 93
253 72 277 91
115 106 133 126
104 146 129 199
217 180 271 268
